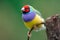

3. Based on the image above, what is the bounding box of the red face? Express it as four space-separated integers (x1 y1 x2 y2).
21 5 30 13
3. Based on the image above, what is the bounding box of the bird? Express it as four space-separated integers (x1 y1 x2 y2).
21 5 46 40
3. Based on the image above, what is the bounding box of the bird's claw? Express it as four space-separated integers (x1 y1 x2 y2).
27 31 31 38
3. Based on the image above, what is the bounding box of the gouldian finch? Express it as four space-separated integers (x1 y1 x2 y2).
21 5 46 40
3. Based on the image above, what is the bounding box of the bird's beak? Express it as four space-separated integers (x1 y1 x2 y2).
21 7 25 11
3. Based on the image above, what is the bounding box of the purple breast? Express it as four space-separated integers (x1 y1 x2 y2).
22 12 36 22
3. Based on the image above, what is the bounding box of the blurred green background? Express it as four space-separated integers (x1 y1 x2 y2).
0 0 60 40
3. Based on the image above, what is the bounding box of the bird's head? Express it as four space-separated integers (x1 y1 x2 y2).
21 5 35 14
21 5 30 14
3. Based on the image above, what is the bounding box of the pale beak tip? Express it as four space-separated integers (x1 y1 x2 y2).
21 7 24 11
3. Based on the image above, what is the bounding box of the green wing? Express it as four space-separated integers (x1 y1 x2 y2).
29 5 42 16
34 9 42 16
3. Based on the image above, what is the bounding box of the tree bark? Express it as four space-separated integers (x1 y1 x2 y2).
45 14 60 40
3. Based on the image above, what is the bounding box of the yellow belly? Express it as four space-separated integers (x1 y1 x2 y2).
24 14 44 29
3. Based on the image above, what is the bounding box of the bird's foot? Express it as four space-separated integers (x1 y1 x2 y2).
27 31 31 38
